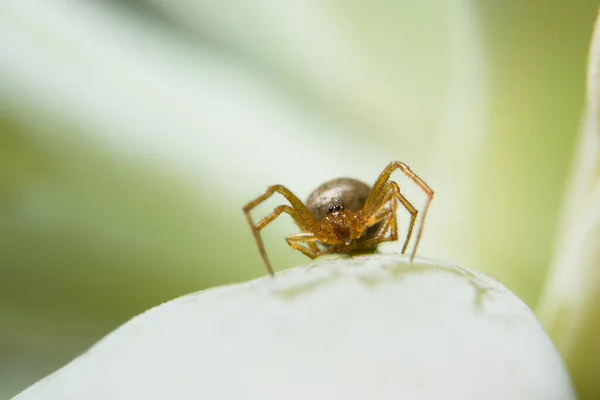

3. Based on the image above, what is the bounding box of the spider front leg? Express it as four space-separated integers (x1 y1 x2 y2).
358 183 414 254
387 181 418 255
366 187 399 242
286 232 325 259
343 205 397 253
243 185 319 276
364 162 434 261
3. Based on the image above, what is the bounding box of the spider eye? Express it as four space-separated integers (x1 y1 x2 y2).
327 204 344 213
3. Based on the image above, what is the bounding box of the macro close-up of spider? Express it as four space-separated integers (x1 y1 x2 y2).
244 161 434 275
8 2 600 398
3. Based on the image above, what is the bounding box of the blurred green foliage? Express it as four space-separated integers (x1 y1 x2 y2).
1 1 600 398
474 2 595 306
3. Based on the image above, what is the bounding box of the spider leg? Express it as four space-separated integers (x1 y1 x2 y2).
243 185 319 276
308 240 320 253
366 189 398 241
387 181 418 255
364 162 434 262
367 200 397 239
344 202 398 252
361 182 415 253
344 210 394 252
251 205 305 275
286 232 326 259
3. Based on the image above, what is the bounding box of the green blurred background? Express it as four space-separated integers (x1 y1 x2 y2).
1 1 598 398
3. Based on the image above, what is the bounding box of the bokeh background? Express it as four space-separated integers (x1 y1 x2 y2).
2 1 599 398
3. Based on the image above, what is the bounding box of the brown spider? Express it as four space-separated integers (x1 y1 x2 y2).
243 161 434 276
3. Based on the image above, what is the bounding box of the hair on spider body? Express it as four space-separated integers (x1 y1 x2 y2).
243 161 434 276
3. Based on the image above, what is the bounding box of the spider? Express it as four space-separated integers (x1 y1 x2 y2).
243 161 434 276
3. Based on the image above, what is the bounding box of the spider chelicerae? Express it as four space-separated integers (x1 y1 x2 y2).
243 161 434 276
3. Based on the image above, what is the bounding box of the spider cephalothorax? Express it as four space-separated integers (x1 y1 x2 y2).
306 178 377 245
243 162 434 275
